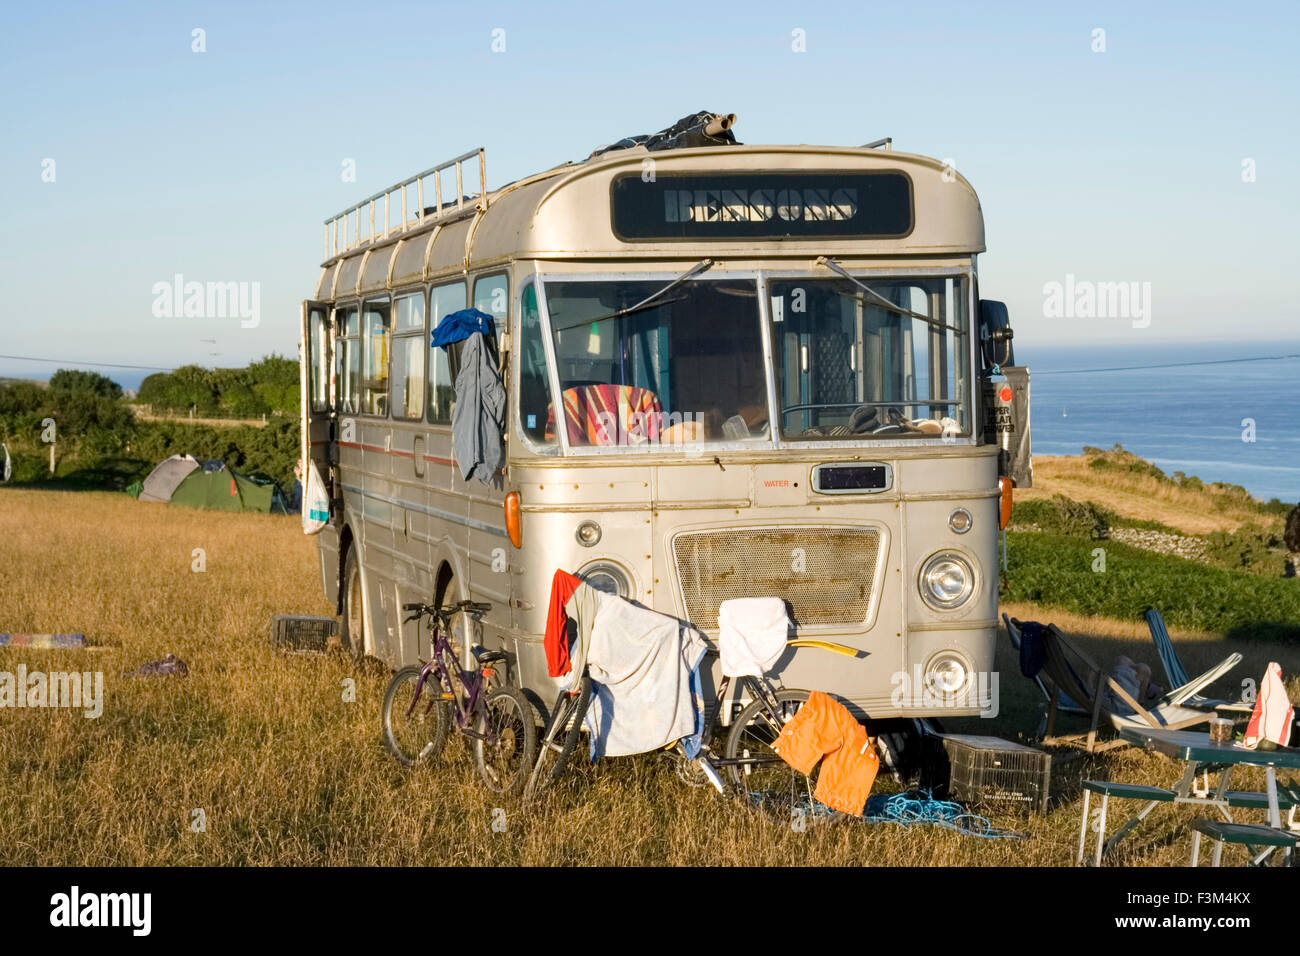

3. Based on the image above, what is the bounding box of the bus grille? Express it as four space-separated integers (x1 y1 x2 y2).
672 527 882 629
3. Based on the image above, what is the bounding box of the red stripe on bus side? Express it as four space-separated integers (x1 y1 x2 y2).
337 440 454 467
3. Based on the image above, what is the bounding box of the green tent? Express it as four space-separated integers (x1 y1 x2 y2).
169 464 287 514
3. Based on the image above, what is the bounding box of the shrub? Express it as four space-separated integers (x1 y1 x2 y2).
1011 495 1114 539
1203 524 1287 576
1004 531 1300 643
48 369 123 400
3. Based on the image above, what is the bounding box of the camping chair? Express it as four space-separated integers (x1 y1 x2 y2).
1008 617 1216 753
1143 608 1247 712
1004 614 1089 738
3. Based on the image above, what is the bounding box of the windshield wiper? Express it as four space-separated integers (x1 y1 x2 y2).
816 256 964 334
567 258 714 328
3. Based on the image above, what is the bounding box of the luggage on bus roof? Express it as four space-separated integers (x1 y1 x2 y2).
589 110 740 159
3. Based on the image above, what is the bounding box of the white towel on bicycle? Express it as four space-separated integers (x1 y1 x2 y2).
566 584 707 759
717 597 790 678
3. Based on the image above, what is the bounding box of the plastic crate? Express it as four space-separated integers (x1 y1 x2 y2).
938 734 1052 813
270 614 338 652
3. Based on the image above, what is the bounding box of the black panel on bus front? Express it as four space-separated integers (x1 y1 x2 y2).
812 464 891 494
610 171 914 241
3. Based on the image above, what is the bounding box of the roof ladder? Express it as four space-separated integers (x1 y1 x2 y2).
323 147 487 259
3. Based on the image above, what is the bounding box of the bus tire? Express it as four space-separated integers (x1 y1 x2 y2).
341 547 366 659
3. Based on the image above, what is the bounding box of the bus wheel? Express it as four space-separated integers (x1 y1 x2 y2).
341 548 366 659
869 718 934 784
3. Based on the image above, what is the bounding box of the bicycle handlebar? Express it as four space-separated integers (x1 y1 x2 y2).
401 600 492 621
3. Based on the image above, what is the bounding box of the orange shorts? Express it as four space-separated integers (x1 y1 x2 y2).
772 690 879 816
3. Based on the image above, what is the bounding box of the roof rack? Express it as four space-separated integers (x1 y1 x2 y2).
323 148 486 259
860 137 893 150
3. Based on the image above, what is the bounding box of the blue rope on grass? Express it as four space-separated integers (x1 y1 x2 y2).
748 788 1027 839
861 789 1026 839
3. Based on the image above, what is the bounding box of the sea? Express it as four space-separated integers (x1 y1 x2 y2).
6 340 1297 504
1025 340 1300 504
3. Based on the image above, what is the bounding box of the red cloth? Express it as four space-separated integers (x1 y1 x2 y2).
545 570 583 677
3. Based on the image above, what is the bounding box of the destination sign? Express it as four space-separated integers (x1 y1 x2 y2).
611 171 912 240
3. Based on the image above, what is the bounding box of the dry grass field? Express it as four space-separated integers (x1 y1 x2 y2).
1 487 1297 866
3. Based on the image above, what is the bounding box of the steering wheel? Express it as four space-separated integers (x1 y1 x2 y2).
851 405 924 435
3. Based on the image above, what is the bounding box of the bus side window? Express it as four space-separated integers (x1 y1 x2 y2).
362 297 391 417
309 309 329 412
473 273 509 344
389 292 426 420
336 306 360 415
428 281 466 425
519 282 555 446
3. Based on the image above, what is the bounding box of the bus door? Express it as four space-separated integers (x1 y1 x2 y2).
301 300 341 603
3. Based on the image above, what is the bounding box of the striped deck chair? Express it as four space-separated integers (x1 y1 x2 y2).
1143 608 1246 712
551 384 663 446
1016 619 1216 753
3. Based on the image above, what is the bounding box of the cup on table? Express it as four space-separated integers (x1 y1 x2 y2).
1209 717 1235 744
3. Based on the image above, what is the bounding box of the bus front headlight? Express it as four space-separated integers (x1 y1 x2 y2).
577 561 631 598
919 552 974 610
925 652 971 696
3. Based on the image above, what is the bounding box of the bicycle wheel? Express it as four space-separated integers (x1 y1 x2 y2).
474 686 537 796
524 673 592 800
382 666 450 767
724 688 816 809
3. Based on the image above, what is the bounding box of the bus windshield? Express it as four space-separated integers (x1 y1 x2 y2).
539 273 970 450
768 275 970 440
544 278 769 446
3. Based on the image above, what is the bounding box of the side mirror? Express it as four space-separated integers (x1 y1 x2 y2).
978 300 1015 370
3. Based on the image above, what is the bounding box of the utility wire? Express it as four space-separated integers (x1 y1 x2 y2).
1035 353 1298 376
0 354 175 372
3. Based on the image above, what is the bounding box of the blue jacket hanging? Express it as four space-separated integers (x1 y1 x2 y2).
432 307 495 348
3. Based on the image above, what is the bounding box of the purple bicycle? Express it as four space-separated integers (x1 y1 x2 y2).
381 600 536 796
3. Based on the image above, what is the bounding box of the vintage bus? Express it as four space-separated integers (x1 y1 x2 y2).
299 134 1025 732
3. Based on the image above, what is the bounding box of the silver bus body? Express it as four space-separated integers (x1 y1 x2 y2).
301 143 1002 722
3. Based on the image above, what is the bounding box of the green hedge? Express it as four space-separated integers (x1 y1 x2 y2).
1004 531 1300 643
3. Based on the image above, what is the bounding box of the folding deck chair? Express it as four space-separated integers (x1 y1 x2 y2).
1143 608 1246 712
1003 613 1088 738
1007 617 1220 753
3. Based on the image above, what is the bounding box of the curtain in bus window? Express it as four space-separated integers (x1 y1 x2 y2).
362 299 391 416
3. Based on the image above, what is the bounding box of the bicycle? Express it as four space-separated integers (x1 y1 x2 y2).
381 599 537 796
676 638 863 813
523 666 593 801
525 633 861 812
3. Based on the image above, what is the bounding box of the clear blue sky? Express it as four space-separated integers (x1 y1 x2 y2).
2 0 1297 386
